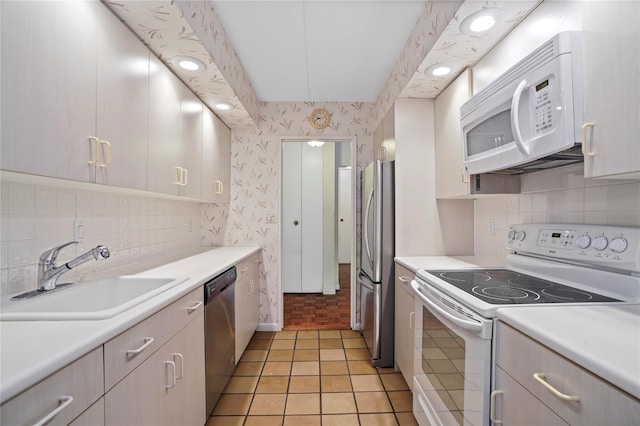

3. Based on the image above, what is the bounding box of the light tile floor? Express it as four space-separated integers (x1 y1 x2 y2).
207 330 419 426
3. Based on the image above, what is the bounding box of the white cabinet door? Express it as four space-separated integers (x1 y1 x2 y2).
394 264 414 391
582 1 640 179
169 313 206 426
147 56 183 196
435 69 472 198
178 86 203 198
95 5 149 190
235 255 261 361
1 1 99 181
202 107 231 202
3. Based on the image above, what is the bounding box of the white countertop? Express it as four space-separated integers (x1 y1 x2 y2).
395 255 502 273
0 246 260 404
497 304 640 399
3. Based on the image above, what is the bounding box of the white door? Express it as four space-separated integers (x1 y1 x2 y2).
282 142 323 293
338 167 352 264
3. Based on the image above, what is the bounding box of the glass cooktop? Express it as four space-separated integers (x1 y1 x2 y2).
426 269 621 305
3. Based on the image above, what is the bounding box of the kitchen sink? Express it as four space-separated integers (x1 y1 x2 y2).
0 276 188 321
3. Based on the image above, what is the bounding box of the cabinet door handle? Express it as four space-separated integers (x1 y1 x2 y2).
248 280 254 295
252 259 261 264
533 373 579 402
581 122 596 157
398 276 410 283
181 168 188 186
172 353 184 380
88 136 99 165
32 395 74 426
126 337 154 357
166 360 177 389
239 266 249 272
99 140 111 167
461 166 470 183
409 311 415 330
215 180 223 194
186 301 203 314
490 390 503 424
378 146 386 161
174 167 183 186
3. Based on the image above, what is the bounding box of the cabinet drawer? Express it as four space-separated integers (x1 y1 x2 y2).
104 287 203 390
236 252 261 280
496 322 640 425
0 347 103 426
394 264 414 293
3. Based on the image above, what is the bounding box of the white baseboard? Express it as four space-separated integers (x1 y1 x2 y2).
257 323 280 332
353 322 362 331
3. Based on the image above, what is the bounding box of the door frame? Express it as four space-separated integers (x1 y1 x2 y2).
278 136 357 330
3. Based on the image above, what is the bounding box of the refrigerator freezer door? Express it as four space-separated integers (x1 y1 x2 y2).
361 161 382 282
359 272 380 360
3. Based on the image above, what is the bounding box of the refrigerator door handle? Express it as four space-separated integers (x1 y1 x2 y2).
363 187 375 272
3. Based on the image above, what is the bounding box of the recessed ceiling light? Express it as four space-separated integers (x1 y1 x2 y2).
213 102 234 111
307 140 325 147
172 55 206 72
460 8 504 35
425 64 451 77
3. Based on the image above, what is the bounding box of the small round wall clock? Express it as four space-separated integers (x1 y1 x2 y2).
309 108 331 129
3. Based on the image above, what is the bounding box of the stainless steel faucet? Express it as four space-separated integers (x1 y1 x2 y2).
38 241 110 291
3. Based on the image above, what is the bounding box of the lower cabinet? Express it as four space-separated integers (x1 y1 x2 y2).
0 347 104 426
394 263 415 391
235 252 262 362
105 313 205 426
104 288 205 426
494 321 640 425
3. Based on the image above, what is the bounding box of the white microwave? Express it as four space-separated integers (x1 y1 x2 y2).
461 32 584 175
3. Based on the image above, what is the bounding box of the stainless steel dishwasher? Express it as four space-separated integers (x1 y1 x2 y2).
204 266 237 416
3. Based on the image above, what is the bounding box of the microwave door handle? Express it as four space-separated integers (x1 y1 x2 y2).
511 79 531 155
411 280 483 333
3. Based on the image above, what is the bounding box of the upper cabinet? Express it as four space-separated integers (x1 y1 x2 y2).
1 1 232 201
581 1 640 179
374 107 396 161
202 107 231 203
435 69 472 198
1 1 100 182
95 5 150 190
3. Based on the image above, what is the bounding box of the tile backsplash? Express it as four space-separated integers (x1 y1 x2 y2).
1 180 201 296
475 165 640 263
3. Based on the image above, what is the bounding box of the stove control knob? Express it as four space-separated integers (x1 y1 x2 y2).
515 230 526 241
575 234 591 249
592 235 609 251
507 229 516 241
609 237 628 253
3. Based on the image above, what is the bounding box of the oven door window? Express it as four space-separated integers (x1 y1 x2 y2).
415 303 489 426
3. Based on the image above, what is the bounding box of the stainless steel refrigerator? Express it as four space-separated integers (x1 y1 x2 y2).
359 160 395 367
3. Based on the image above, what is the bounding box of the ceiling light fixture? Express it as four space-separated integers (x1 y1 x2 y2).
460 8 503 35
307 140 325 147
425 64 452 77
172 55 206 73
213 102 234 111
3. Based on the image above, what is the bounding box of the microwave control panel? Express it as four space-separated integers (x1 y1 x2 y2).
534 78 554 134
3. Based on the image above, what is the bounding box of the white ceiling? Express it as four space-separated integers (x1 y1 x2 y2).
211 0 427 102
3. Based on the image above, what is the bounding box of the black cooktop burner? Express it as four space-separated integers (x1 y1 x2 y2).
427 269 620 305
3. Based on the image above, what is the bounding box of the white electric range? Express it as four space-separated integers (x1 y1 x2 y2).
411 223 640 426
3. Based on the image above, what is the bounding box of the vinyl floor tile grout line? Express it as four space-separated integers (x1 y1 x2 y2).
207 329 418 426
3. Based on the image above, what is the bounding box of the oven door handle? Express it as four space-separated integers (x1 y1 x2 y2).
411 280 483 333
